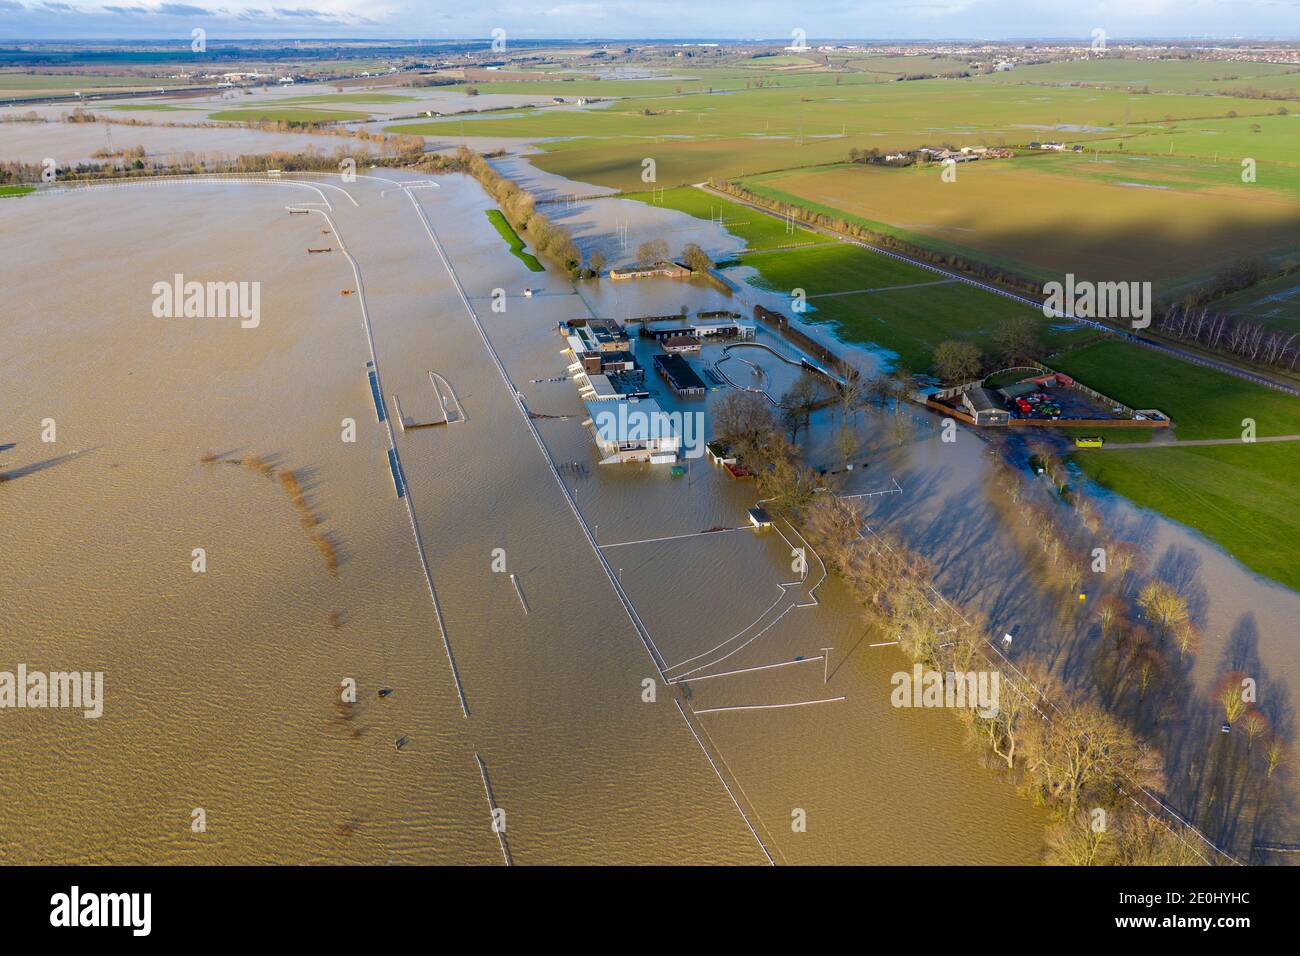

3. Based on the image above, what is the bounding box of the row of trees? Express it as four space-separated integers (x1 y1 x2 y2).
1155 303 1300 371
986 439 1289 859
798 480 1204 865
712 359 1274 862
0 143 390 185
631 238 714 273
455 146 583 276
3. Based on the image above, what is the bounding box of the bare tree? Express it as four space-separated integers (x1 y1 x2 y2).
991 315 1043 365
932 339 983 383
680 242 713 273
1137 580 1189 647
781 369 824 443
636 238 670 266
712 390 775 462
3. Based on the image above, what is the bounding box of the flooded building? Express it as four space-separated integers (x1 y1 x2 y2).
641 317 756 341
565 320 648 400
654 353 708 397
584 398 680 464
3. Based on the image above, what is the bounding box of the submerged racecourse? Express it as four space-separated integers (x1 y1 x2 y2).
0 169 1055 864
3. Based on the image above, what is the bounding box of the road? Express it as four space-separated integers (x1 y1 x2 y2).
1091 433 1300 450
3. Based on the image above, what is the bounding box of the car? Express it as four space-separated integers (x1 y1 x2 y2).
1075 436 1104 448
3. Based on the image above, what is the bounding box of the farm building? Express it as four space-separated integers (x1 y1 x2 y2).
962 387 1009 426
654 353 707 397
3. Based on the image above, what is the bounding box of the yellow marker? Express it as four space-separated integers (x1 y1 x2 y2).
1078 593 1086 601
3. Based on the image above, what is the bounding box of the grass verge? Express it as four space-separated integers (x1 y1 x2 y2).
485 209 545 272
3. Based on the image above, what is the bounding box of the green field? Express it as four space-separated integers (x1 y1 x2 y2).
1072 442 1300 590
405 60 1300 324
209 107 369 123
484 209 544 271
1052 340 1300 439
1210 271 1300 332
0 185 34 198
976 57 1300 94
623 186 831 251
737 242 1087 370
387 76 1273 192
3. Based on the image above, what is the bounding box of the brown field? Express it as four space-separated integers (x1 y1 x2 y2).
743 158 1300 294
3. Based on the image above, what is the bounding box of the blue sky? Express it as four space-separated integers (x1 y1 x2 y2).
2 1 1298 41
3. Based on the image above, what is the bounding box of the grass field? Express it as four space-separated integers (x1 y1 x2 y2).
0 185 34 198
623 186 831 251
1071 441 1300 590
975 57 1300 94
484 209 544 271
388 78 1273 193
737 242 1088 370
209 107 369 124
1116 113 1300 168
738 157 1300 297
1210 271 1300 332
413 61 1300 318
1051 340 1300 439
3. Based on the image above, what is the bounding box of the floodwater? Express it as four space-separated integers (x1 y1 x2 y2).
0 121 387 166
0 171 1052 864
498 150 1300 854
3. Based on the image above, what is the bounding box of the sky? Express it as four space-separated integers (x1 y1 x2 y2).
2 1 1299 42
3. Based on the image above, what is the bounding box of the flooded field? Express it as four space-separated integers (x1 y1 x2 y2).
7 110 1294 863
1 171 1055 864
0 121 387 166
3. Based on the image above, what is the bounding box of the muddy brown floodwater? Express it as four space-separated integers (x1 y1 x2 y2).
0 171 1057 864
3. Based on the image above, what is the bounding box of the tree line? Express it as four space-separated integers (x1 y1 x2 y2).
985 440 1287 861
709 388 1223 864
453 146 586 276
